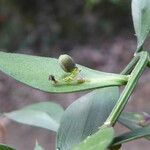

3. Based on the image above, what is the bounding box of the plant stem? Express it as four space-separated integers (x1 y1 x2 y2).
147 52 150 67
104 51 149 126
135 45 143 54
121 55 140 75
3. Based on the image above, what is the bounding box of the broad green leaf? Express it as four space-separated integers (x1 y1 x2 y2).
0 144 15 150
132 0 150 51
73 127 114 150
57 87 119 150
5 102 64 132
119 112 150 140
34 142 44 150
0 51 127 93
112 126 150 147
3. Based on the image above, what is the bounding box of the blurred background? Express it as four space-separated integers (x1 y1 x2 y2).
0 0 149 149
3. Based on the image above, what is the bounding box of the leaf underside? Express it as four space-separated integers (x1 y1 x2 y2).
57 87 119 150
132 0 150 51
5 102 64 132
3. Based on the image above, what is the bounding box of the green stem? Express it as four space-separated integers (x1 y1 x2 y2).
147 52 150 67
135 45 143 54
105 51 149 126
121 55 140 75
111 126 150 147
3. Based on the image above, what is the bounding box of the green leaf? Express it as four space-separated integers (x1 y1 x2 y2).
0 51 127 93
0 144 15 150
73 127 114 150
132 0 150 51
119 112 150 140
119 112 144 129
112 126 150 147
34 142 44 150
57 87 119 150
5 102 64 132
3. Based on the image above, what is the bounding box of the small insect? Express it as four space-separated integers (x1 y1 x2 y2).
49 75 58 84
49 54 88 85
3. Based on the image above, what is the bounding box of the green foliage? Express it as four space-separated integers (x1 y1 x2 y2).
132 0 150 52
0 51 127 93
57 87 119 150
5 102 64 132
0 144 15 150
0 0 150 150
73 127 114 150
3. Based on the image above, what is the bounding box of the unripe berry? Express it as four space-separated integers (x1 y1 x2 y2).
58 54 76 72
